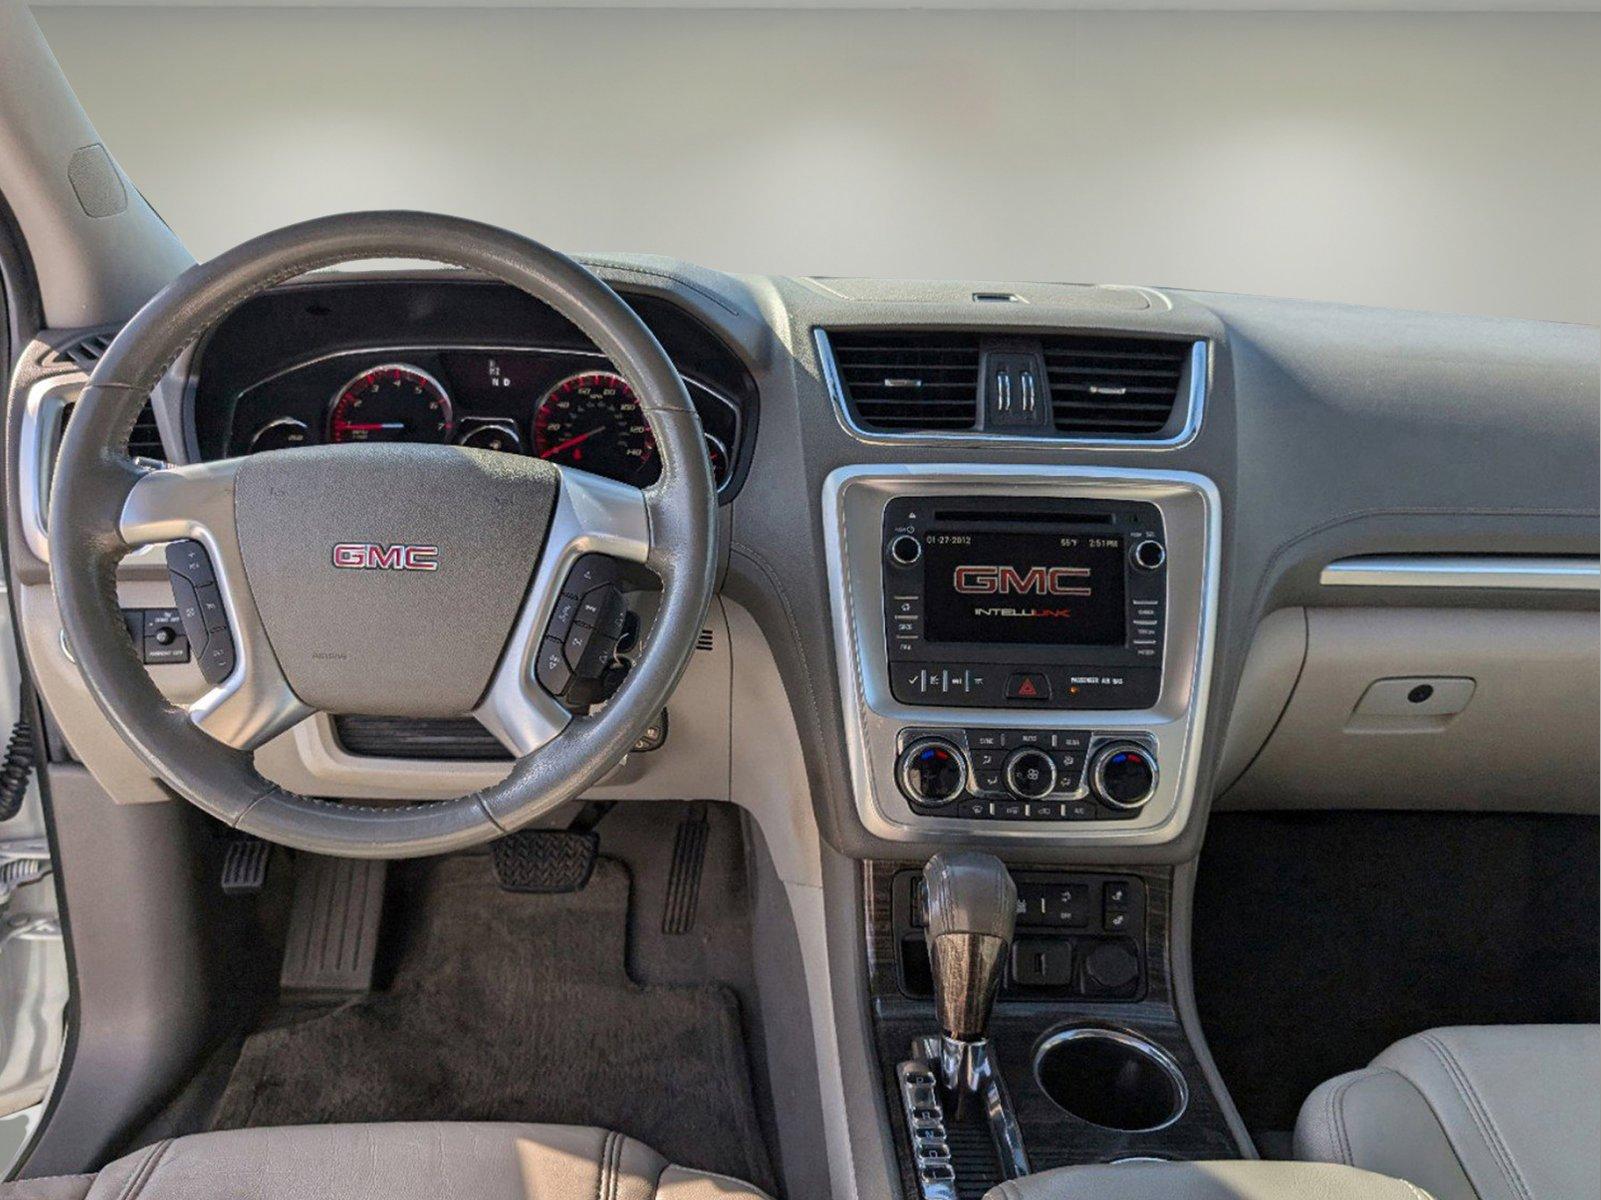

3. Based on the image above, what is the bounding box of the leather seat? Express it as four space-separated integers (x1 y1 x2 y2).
983 1161 1440 1199
0 1123 773 1200
1295 1024 1600 1200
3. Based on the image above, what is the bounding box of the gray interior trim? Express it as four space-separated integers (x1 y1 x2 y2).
1321 554 1601 591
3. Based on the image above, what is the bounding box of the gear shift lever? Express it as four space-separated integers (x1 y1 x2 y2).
923 850 1016 1042
915 851 1029 1181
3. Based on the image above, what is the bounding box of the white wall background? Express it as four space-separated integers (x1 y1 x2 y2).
31 5 1601 322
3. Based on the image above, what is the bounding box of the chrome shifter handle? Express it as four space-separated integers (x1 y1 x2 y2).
923 851 1017 1043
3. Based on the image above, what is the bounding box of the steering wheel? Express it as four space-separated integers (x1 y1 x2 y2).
48 212 718 858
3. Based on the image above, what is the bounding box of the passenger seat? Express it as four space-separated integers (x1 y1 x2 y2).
1295 1024 1599 1200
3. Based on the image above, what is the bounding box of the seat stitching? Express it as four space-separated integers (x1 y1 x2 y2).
113 1140 171 1200
608 1129 624 1200
594 1129 614 1200
1417 1033 1532 1200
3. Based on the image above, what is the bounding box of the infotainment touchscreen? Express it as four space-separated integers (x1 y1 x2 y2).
920 530 1127 646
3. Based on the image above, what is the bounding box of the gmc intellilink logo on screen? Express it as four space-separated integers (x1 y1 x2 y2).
950 565 1092 596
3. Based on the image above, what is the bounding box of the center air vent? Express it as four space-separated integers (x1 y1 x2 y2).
1041 335 1190 437
825 331 982 431
823 329 1198 441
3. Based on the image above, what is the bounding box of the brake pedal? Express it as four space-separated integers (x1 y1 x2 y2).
279 855 387 994
491 829 598 893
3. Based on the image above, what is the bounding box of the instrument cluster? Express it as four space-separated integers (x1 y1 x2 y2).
224 346 740 491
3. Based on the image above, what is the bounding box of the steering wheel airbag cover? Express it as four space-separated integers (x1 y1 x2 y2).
234 443 557 716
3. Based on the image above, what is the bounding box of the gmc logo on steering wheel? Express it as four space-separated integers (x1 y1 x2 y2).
331 543 440 572
952 565 1090 595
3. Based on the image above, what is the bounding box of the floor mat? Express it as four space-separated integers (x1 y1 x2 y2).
1193 811 1600 1145
212 854 775 1192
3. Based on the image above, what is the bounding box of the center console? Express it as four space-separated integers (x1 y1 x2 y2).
823 465 1220 845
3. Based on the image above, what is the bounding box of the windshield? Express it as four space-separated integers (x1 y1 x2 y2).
33 4 1597 324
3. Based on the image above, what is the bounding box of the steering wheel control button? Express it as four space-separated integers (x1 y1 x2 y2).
195 583 229 632
1090 742 1159 811
1004 747 1057 799
198 631 237 684
163 540 235 682
536 637 572 695
896 737 968 807
1004 672 1051 702
166 539 216 586
546 593 581 642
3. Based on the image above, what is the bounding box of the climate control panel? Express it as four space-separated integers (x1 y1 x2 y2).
894 727 1157 822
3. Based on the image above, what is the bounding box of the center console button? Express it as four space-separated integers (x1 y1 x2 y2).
896 737 968 807
1004 747 1056 799
1005 672 1050 701
1089 742 1159 811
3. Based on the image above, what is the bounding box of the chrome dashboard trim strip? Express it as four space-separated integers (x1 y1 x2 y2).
814 330 1207 451
822 464 1222 846
1320 555 1601 591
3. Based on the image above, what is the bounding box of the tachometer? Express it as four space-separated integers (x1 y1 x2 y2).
532 371 655 482
328 363 453 444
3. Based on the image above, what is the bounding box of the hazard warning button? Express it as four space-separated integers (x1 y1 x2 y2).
1005 672 1051 702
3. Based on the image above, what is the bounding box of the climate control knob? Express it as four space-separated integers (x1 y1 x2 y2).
1004 747 1057 799
1089 742 1158 811
896 737 968 807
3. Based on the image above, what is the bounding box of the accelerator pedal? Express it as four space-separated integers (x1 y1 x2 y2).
491 829 598 894
279 855 387 995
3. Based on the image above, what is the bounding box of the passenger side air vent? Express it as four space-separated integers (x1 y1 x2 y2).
1041 335 1190 437
825 331 982 431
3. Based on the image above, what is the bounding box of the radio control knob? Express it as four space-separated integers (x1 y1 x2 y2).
1131 539 1166 570
1004 747 1057 800
896 737 967 807
888 534 923 566
1090 742 1158 810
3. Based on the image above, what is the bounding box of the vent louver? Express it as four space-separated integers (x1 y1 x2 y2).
127 402 165 459
1041 335 1189 437
45 330 167 459
44 331 113 373
826 331 982 431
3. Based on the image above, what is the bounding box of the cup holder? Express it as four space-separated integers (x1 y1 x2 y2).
1033 1027 1189 1132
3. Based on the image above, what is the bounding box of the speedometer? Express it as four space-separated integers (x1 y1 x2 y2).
532 372 656 483
328 363 454 444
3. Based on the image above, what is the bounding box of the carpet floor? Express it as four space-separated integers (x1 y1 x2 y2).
1193 810 1600 1146
212 854 775 1192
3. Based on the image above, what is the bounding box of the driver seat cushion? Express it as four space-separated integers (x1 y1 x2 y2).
0 1123 774 1200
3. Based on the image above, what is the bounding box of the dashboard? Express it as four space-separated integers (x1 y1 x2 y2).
185 275 756 495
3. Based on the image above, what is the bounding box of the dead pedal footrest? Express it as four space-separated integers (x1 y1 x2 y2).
490 829 598 893
279 855 387 994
